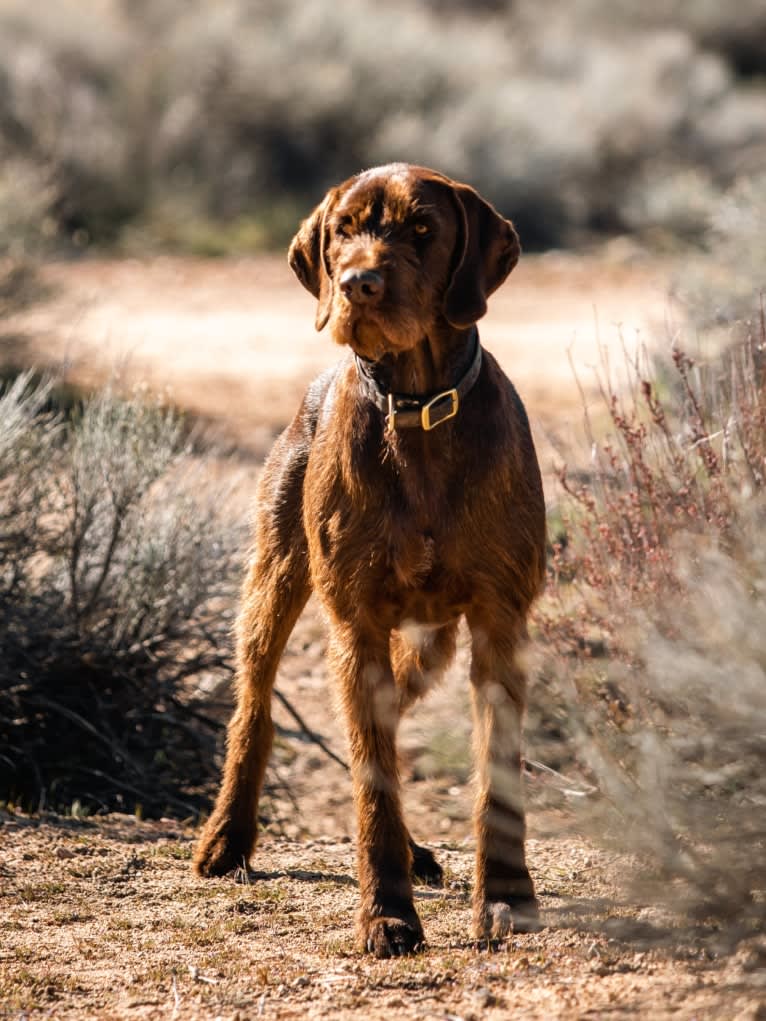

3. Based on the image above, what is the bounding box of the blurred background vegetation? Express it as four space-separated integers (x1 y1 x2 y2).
0 0 765 256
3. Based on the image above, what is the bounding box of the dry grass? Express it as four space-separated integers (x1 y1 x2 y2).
2 811 764 1020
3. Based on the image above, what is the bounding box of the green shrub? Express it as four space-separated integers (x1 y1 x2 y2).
0 375 243 816
1 0 765 250
677 174 766 328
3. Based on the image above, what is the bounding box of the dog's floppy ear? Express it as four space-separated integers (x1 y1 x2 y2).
443 183 520 329
288 188 338 332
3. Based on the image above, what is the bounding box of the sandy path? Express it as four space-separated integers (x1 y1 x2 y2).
5 252 675 464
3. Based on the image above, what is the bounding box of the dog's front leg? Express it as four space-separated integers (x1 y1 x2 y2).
469 620 539 941
330 622 424 957
194 550 309 877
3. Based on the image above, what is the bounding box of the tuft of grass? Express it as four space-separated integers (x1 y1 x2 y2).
17 882 67 903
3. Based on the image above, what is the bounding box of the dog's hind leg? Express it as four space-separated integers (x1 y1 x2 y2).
468 615 539 940
391 621 458 888
194 430 311 878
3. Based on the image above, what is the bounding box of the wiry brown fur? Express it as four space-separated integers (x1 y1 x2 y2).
194 164 546 957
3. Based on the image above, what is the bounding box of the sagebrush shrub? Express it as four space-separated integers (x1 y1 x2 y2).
678 174 766 328
1 0 764 249
0 376 243 815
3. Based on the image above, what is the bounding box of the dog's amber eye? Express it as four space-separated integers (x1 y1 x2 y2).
413 223 430 236
337 220 354 238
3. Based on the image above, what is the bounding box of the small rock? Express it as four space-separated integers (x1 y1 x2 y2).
474 986 498 1008
732 1005 766 1021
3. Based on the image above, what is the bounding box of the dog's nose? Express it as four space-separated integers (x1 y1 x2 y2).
339 268 384 304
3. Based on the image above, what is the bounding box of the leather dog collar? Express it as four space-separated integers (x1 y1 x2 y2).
354 332 482 431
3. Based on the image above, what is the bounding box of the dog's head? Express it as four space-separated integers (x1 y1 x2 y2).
288 163 520 359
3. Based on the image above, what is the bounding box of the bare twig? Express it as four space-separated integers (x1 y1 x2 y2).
273 687 349 772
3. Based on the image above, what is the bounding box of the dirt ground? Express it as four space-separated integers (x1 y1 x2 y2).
2 253 764 1020
2 808 765 1021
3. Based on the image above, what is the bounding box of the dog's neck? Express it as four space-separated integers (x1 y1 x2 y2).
357 324 478 397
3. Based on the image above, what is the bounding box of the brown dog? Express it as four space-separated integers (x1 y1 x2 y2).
194 163 546 957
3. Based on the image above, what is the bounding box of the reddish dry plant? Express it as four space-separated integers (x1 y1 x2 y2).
534 316 766 925
542 316 766 663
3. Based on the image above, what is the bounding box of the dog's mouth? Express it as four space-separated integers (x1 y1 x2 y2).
333 306 423 361
349 318 390 360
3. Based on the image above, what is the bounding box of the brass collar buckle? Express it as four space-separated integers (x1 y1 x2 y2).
421 388 459 430
386 393 397 432
386 393 397 433
361 330 481 433
386 388 460 431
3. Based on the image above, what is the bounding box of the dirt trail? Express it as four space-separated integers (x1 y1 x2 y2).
2 809 763 1021
3 254 763 1020
5 252 675 463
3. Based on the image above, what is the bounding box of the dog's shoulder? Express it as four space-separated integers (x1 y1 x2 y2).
471 347 534 446
299 360 351 438
257 363 345 511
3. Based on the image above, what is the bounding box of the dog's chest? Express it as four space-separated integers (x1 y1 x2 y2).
309 421 475 614
387 524 437 589
318 500 460 609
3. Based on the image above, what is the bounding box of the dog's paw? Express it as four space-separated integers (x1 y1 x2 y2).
359 913 425 959
193 830 248 878
410 842 444 887
473 897 542 942
508 897 543 934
